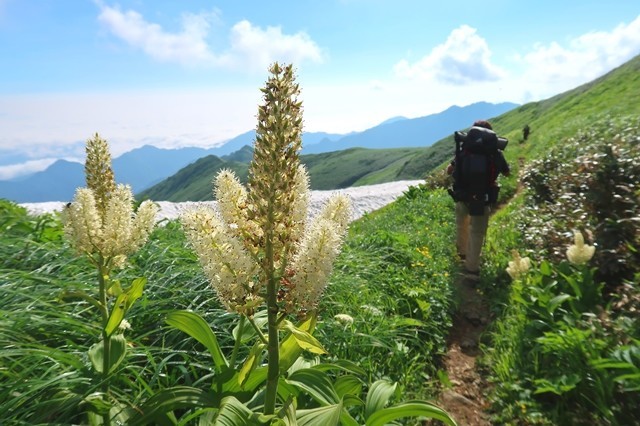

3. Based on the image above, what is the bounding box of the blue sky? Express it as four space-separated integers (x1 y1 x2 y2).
1 0 639 179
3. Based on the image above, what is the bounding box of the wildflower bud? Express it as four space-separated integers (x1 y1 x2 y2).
62 175 157 266
288 219 342 312
334 314 354 326
566 231 595 265
506 249 531 280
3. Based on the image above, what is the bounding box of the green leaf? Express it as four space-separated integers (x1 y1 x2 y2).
279 315 316 373
334 375 364 401
539 260 553 276
107 279 124 297
129 386 216 426
88 334 127 374
175 408 217 426
365 401 457 426
312 359 367 377
238 342 266 388
105 277 146 336
213 396 262 426
59 290 103 312
296 401 343 426
166 310 228 372
548 294 571 313
283 320 327 355
364 380 396 420
222 368 268 396
286 368 340 405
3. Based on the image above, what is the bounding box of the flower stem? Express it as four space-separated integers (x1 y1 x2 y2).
248 316 268 345
264 231 280 415
97 259 111 426
229 315 246 367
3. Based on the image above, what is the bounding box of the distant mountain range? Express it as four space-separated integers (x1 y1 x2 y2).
1 101 517 202
301 101 517 154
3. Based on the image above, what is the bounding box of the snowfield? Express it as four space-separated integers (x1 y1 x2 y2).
20 180 424 223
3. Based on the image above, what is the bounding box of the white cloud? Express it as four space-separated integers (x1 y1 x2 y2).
518 15 640 91
394 25 506 85
98 5 217 65
392 16 640 105
0 158 64 180
97 4 323 70
222 20 323 71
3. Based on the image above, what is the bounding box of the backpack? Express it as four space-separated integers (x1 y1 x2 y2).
451 126 502 215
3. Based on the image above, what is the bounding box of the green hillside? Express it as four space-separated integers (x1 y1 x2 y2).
137 155 249 201
301 147 423 189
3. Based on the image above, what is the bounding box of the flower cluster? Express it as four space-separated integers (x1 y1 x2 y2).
284 194 351 312
181 207 260 313
506 250 531 280
182 63 351 315
62 134 158 268
566 230 595 265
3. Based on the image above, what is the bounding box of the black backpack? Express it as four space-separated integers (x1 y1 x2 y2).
451 126 507 215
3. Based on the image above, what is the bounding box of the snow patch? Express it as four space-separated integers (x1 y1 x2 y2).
20 180 424 223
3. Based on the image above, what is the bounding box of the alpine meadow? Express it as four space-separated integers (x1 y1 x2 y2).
1 52 639 426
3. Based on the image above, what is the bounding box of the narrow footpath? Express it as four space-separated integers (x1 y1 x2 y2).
435 275 493 425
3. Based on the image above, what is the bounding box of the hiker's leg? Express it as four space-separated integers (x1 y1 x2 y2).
455 202 469 258
465 206 491 272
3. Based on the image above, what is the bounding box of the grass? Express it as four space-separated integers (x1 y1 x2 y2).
0 186 458 423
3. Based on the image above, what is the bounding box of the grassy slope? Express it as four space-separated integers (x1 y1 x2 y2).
301 147 423 189
137 155 249 202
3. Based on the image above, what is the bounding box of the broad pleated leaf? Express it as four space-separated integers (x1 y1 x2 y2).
166 310 228 372
279 315 316 373
286 368 339 405
283 320 327 355
212 396 260 426
238 342 266 388
364 379 396 420
296 402 343 426
334 375 364 402
365 401 457 426
88 334 127 374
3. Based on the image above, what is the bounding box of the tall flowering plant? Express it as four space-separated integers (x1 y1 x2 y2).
61 133 158 425
180 63 350 415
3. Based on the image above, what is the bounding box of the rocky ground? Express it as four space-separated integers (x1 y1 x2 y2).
436 274 493 425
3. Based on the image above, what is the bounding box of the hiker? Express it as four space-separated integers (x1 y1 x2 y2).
447 120 510 280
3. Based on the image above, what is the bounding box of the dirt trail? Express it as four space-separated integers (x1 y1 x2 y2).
435 275 493 425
